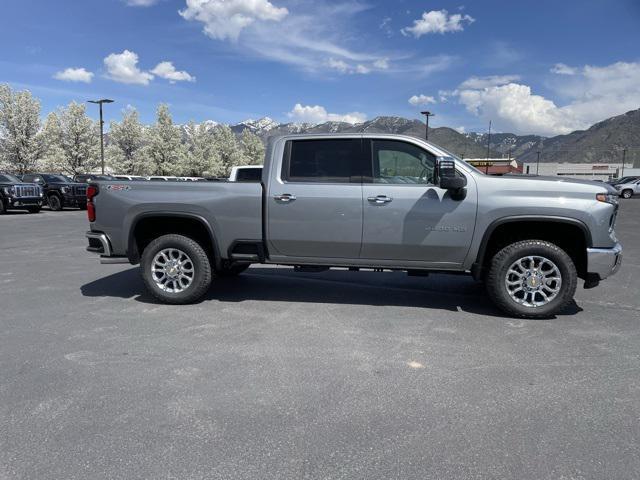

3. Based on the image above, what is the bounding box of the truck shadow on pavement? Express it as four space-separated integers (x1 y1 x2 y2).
81 267 582 319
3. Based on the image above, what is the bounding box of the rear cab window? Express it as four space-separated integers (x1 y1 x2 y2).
283 139 361 183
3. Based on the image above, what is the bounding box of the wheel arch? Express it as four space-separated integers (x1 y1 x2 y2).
472 216 592 280
127 212 222 269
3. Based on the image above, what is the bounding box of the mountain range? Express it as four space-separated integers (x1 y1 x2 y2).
191 108 640 166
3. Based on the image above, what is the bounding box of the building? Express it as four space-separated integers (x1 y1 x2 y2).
520 162 634 180
465 158 522 175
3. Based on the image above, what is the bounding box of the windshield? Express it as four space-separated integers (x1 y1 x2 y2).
43 174 72 183
0 174 20 183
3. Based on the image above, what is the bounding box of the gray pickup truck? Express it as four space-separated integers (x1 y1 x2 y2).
86 134 622 318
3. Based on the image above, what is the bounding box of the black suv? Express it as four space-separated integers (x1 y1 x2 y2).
0 173 44 214
21 173 88 211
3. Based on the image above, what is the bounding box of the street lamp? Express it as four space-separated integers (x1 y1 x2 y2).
421 111 435 141
88 99 114 174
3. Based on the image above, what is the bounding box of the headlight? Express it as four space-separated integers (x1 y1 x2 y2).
614 184 622 190
39 187 44 197
596 193 619 205
60 186 70 194
2 186 15 195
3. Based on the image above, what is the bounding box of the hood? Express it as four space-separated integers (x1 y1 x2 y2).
495 174 617 194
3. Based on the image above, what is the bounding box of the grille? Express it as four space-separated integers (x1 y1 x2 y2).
74 185 87 196
15 185 38 197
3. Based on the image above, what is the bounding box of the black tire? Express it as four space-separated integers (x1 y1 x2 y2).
27 206 41 214
48 194 63 211
215 264 250 277
486 240 577 319
0 199 6 215
621 189 633 199
140 234 212 304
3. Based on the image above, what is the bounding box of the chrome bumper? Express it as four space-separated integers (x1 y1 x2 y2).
587 243 622 280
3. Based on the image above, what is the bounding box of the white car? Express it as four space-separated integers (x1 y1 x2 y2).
614 179 640 198
228 166 263 182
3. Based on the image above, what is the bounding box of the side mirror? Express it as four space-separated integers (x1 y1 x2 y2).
437 158 467 200
439 175 466 191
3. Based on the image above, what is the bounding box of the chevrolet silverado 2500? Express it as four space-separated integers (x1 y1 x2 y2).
86 134 622 318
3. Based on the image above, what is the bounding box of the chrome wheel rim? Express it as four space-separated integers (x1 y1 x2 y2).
505 256 562 308
151 248 195 293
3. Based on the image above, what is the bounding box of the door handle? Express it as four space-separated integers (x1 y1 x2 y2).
274 193 296 202
367 195 393 204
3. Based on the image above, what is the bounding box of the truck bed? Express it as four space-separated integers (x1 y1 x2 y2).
90 180 263 258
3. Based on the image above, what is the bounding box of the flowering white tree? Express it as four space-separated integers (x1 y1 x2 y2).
147 104 186 175
0 84 43 173
212 124 244 176
107 107 147 174
43 102 99 175
183 121 224 176
240 129 265 166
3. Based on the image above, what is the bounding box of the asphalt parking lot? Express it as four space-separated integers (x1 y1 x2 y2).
1 201 639 480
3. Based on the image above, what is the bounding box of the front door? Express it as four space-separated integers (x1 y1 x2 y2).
360 139 477 267
266 138 363 259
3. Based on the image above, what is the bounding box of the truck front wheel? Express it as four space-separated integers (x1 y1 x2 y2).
141 234 212 304
48 194 63 211
486 240 577 319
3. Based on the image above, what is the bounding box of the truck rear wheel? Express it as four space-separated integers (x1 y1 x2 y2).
621 189 633 199
141 234 212 304
486 240 577 319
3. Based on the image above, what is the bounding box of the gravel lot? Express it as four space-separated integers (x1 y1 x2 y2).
1 200 639 479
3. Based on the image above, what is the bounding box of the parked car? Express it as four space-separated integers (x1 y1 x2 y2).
0 173 44 214
112 175 148 181
86 134 622 319
74 174 115 183
22 173 88 211
607 176 639 186
613 178 640 198
229 165 263 182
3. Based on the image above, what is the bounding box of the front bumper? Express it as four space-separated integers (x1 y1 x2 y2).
62 194 87 207
6 197 42 207
587 243 623 280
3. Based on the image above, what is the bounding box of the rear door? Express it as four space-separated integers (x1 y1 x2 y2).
266 138 363 259
360 138 477 267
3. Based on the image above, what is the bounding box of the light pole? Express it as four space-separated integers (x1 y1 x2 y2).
621 148 627 179
421 111 434 141
536 151 541 175
485 120 492 174
88 99 114 174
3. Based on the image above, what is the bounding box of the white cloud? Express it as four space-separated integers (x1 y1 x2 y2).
53 67 94 83
327 57 386 75
373 58 389 70
458 83 584 136
151 61 196 83
454 61 640 135
180 0 288 41
287 103 366 124
402 9 474 38
180 0 447 78
124 0 160 6
550 63 577 75
104 50 154 85
408 94 436 106
454 126 466 134
459 74 521 89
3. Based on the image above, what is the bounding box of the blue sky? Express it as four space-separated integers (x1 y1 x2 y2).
1 0 639 136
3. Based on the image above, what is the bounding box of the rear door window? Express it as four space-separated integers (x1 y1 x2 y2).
283 139 361 183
